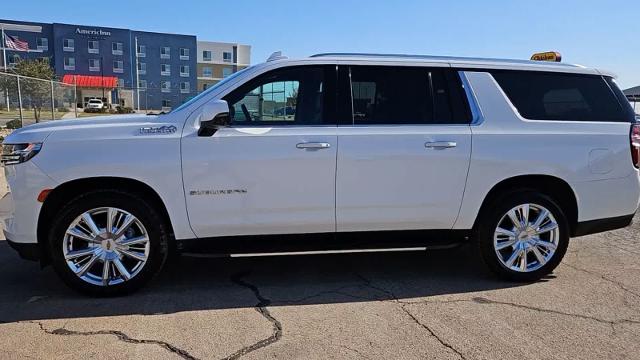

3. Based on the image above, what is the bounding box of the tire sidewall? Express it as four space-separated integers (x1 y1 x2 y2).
48 190 169 296
477 190 570 281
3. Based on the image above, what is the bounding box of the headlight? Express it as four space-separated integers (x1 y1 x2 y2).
1 143 42 165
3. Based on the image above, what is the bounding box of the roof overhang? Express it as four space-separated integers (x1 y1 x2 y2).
0 23 42 33
62 75 118 88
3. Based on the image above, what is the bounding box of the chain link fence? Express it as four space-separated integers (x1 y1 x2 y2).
0 72 198 130
0 71 79 128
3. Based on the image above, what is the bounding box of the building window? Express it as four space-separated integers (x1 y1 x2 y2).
88 40 99 54
63 38 74 52
202 67 212 78
222 67 233 78
161 46 170 59
112 42 123 55
202 83 208 91
223 51 232 62
162 99 171 109
138 79 147 89
89 59 100 72
161 64 171 76
8 54 20 66
137 44 146 57
202 50 212 61
37 38 48 51
118 78 125 88
113 60 124 73
161 81 171 93
180 65 189 77
137 62 146 75
180 82 190 93
180 48 189 60
64 57 75 70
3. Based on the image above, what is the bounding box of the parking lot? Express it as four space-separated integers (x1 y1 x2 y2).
0 169 638 359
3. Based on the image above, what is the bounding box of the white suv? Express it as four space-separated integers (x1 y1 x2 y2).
85 98 104 110
3 53 639 295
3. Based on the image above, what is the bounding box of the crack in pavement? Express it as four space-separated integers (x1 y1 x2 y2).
354 273 467 360
563 262 640 299
339 344 371 359
223 273 283 360
471 297 640 327
27 320 198 360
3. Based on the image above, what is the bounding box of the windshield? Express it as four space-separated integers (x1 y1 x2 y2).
172 66 251 113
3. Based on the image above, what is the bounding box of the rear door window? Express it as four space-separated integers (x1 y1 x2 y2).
348 66 471 125
491 71 631 122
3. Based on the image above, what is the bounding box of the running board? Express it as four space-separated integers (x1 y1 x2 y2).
182 246 430 258
176 230 470 256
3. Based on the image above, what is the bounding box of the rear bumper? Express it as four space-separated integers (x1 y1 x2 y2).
572 213 635 237
5 235 41 261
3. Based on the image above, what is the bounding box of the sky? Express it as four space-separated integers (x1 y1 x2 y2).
2 0 638 88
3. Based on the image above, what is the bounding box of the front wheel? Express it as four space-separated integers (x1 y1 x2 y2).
48 190 170 296
477 191 570 282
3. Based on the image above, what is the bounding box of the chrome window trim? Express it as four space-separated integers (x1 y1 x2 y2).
458 71 484 125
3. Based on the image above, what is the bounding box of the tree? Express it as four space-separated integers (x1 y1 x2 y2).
6 58 55 122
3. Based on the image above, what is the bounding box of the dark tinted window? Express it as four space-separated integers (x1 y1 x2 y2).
492 71 630 122
604 77 637 122
224 66 333 125
349 66 470 125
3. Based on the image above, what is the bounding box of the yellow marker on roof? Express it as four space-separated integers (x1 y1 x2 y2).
531 51 562 62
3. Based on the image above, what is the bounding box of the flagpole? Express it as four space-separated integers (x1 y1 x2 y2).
2 27 10 111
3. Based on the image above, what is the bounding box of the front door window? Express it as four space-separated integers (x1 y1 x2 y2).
224 66 328 126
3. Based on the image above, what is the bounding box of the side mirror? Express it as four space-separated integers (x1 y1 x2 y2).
198 100 230 137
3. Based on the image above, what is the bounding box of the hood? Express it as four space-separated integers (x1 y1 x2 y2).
3 113 174 144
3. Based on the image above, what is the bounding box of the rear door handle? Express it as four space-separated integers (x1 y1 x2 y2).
296 142 331 150
425 141 457 149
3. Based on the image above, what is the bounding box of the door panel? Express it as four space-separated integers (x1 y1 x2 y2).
181 65 338 238
182 127 337 237
335 65 473 232
336 126 471 231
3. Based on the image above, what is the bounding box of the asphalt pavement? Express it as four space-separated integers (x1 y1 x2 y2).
0 167 639 359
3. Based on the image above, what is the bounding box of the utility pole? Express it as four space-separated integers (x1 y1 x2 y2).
73 75 78 118
2 27 10 111
50 79 54 121
101 55 105 103
134 36 140 111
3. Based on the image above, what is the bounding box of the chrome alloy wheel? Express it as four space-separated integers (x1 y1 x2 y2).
493 203 560 273
63 207 150 286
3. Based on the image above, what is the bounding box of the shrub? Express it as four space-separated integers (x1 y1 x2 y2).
115 106 134 114
84 108 106 113
6 119 22 129
57 107 70 112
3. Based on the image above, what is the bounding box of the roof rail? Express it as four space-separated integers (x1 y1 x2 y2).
267 51 288 62
311 52 452 59
310 52 579 67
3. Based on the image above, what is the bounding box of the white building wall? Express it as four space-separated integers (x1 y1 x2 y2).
196 41 251 65
237 45 251 66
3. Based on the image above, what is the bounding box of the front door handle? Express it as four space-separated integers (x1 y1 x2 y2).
425 141 457 149
296 142 331 150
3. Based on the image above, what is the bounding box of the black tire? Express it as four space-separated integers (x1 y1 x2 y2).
476 190 570 282
48 190 170 296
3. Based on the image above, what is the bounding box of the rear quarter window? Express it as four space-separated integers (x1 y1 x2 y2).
491 71 632 123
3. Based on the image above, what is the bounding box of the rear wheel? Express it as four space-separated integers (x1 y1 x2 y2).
477 190 569 281
48 190 169 296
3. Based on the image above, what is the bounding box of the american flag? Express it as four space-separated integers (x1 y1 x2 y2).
4 34 29 52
